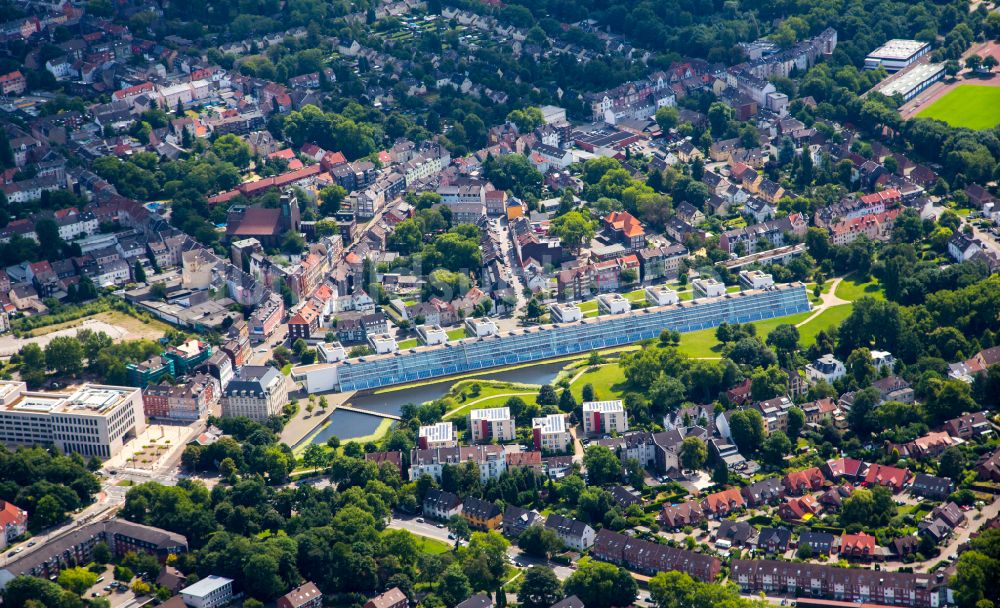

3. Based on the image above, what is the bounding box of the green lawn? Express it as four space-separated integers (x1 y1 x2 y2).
675 309 815 358
444 380 541 420
397 338 419 349
835 275 884 302
447 328 467 340
569 363 628 401
797 304 853 345
916 84 1000 130
414 535 452 554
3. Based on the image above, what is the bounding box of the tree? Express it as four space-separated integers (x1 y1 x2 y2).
966 54 983 72
564 561 637 608
319 185 347 215
438 563 472 608
537 384 558 405
57 567 97 595
518 525 563 558
243 553 284 600
460 532 508 593
786 407 805 441
655 106 679 132
550 211 595 253
133 260 147 283
761 430 792 467
983 55 999 73
582 383 595 402
840 486 896 527
766 324 800 358
44 336 84 376
518 566 563 608
33 494 66 528
582 445 621 485
845 347 876 388
679 436 707 471
728 409 765 455
712 459 729 485
92 542 112 565
526 298 545 320
939 446 966 480
447 514 471 541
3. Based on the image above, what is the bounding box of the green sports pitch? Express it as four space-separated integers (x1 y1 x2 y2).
915 84 1000 130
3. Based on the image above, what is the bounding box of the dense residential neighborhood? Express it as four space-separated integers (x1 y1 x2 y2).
0 2 1000 608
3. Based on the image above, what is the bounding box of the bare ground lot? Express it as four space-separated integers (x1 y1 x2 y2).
0 312 169 356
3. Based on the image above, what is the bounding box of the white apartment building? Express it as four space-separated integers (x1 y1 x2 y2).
645 285 679 307
549 303 583 323
0 381 145 459
469 407 516 442
220 366 288 421
419 421 458 449
692 278 726 298
582 400 629 436
739 270 774 290
180 575 233 608
532 414 571 452
597 293 631 315
465 317 499 337
409 445 507 483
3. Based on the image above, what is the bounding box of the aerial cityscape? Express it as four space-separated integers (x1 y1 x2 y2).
0 1 999 608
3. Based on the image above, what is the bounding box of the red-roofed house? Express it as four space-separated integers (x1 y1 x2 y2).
778 494 822 522
0 70 25 95
782 467 826 495
701 487 746 518
604 211 646 250
0 499 28 549
839 532 877 560
863 464 910 492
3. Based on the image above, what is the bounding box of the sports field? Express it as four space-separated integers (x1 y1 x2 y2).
916 84 1000 130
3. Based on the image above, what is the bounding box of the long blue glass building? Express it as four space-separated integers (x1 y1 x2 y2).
295 283 810 393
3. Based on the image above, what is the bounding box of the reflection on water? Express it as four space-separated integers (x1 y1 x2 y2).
306 359 568 442
310 410 382 444
346 360 567 416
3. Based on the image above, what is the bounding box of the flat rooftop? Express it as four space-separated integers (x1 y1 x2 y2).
533 414 567 433
0 382 136 416
867 39 929 61
419 421 454 441
470 407 511 421
583 400 624 413
877 62 944 97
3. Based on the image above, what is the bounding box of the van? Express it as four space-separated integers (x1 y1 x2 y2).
96 577 105 583
716 539 732 550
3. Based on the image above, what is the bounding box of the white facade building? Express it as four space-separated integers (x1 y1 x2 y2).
0 381 145 459
645 285 679 306
806 354 847 384
180 575 233 608
597 293 631 315
469 407 516 442
418 421 458 449
582 400 628 436
532 414 571 452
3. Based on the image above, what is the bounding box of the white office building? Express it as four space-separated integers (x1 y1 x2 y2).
0 381 145 459
180 575 233 608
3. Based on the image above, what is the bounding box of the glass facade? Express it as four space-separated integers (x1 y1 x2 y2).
334 285 810 392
